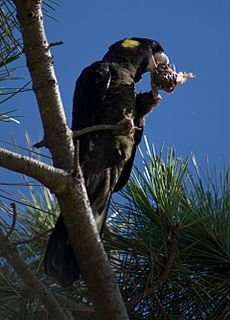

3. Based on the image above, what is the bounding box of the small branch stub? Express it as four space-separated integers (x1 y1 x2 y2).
49 41 64 48
5 203 17 239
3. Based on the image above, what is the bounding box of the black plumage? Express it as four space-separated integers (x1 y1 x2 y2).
44 37 169 286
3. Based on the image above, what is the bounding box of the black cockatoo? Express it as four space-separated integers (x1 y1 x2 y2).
44 37 170 286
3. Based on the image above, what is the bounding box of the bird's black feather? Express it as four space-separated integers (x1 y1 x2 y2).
44 215 79 286
72 61 111 130
44 38 165 286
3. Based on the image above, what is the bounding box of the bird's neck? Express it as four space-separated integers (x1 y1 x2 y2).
102 54 146 82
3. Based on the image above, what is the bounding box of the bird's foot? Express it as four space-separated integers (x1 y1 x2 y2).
115 117 135 135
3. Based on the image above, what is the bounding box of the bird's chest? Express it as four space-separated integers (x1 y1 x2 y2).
103 84 136 160
80 75 137 174
100 83 136 125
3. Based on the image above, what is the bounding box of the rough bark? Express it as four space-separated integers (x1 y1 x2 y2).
0 1 130 319
0 147 68 193
58 169 129 320
14 0 73 170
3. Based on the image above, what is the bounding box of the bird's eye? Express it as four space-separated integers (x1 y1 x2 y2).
153 51 170 65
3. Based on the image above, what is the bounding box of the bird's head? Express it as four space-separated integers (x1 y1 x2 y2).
103 37 170 82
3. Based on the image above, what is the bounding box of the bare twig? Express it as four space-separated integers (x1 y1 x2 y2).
153 291 170 319
73 124 141 138
0 228 68 320
127 227 179 310
33 139 46 149
5 203 17 239
13 229 52 246
33 123 141 149
34 123 142 149
155 228 178 288
49 41 64 48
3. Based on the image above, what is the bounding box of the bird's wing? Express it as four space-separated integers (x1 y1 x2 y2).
72 61 116 233
72 64 156 233
72 61 111 131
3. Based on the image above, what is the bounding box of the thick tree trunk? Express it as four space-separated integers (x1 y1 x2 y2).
0 1 130 319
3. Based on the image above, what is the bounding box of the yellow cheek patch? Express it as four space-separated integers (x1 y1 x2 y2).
121 39 140 48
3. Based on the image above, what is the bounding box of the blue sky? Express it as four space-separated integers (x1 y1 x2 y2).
0 0 229 188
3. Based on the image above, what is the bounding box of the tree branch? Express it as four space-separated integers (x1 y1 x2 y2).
5 202 17 239
127 227 179 309
13 0 73 170
34 123 142 149
58 165 129 320
154 228 178 288
12 1 129 319
13 229 51 246
73 124 141 138
0 147 68 193
55 294 95 319
0 228 68 320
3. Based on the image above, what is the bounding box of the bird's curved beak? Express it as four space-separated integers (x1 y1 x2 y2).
146 51 170 73
153 51 170 65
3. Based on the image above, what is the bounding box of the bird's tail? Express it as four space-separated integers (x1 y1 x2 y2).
44 215 80 286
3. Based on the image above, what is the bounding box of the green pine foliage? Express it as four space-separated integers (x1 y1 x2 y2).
105 140 230 319
0 139 89 319
0 177 89 320
0 5 229 316
1 141 229 319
